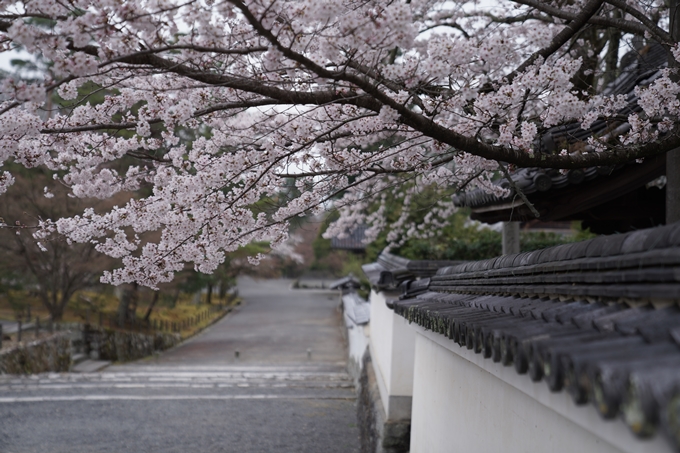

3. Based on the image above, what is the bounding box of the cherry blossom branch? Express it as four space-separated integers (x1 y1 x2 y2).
344 60 431 114
7 3 672 170
102 45 269 66
0 101 20 116
277 144 457 178
456 169 487 193
507 0 605 84
482 12 554 25
604 0 669 44
513 0 671 44
498 162 540 218
142 143 385 268
421 21 471 38
40 98 281 134
230 0 680 169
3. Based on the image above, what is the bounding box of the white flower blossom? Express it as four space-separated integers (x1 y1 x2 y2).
0 0 672 286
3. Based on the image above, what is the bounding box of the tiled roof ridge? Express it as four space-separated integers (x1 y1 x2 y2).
438 222 680 275
391 291 680 447
376 250 410 270
378 250 460 274
453 165 607 209
428 223 680 301
362 250 465 290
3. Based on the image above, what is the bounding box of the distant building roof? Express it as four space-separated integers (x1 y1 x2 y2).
454 156 665 232
329 274 361 291
330 225 368 251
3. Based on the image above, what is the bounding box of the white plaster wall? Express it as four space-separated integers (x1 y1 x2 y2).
368 289 416 420
388 313 416 397
345 320 369 366
369 289 394 399
342 303 369 382
410 330 674 453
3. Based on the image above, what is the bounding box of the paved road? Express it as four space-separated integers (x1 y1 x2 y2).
0 278 360 453
124 277 348 367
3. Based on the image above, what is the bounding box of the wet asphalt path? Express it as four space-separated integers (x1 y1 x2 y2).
0 278 360 453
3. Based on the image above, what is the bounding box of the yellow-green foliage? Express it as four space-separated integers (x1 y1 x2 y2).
0 288 237 338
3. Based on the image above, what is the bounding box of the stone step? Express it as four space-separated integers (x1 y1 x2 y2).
70 360 111 373
0 368 354 391
71 353 87 365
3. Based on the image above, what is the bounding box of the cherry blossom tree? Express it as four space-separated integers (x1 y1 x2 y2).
0 0 677 287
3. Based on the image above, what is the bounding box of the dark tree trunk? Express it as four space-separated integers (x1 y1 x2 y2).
38 291 64 321
602 14 621 88
117 283 139 326
571 28 600 99
218 280 228 302
56 290 75 322
171 287 180 308
668 0 680 224
144 291 160 321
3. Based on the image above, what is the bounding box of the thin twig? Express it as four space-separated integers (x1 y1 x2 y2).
498 162 540 218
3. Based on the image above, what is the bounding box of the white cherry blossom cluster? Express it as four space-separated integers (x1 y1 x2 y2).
635 70 680 119
0 0 676 286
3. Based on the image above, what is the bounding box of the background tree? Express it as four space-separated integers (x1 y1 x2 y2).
0 168 111 320
0 0 676 287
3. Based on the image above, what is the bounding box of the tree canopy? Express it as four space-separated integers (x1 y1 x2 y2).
0 0 677 287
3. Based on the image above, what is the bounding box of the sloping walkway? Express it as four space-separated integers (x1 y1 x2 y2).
0 278 359 453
